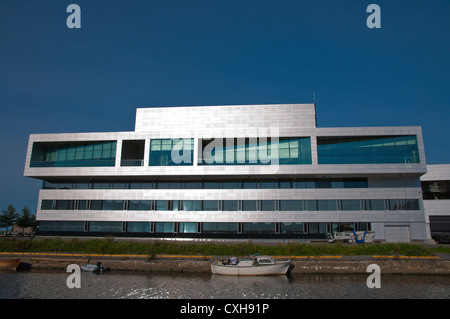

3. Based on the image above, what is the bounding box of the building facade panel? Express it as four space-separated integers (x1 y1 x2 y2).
421 164 450 243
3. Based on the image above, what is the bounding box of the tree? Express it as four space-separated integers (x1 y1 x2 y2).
16 206 36 235
1 204 18 236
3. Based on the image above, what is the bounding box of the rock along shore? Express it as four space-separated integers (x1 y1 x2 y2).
1 253 449 275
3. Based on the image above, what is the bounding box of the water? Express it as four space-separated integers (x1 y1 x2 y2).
1 270 449 299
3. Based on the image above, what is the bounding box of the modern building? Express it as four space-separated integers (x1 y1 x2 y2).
24 103 429 242
421 164 450 243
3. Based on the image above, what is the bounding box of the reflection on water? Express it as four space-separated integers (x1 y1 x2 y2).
0 270 449 299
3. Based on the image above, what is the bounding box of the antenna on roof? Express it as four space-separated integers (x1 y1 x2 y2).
313 90 318 127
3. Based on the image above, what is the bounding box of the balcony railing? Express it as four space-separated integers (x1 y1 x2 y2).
30 159 116 167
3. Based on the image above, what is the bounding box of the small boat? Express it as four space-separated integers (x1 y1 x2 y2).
0 259 20 270
211 255 291 276
81 262 110 273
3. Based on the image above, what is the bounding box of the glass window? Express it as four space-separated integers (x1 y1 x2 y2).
291 200 303 211
41 200 53 210
331 222 356 232
128 200 152 211
223 200 239 211
183 200 202 211
358 222 371 231
329 179 344 188
129 182 141 189
39 221 85 232
422 180 450 199
55 200 75 210
185 181 202 189
317 135 420 164
271 200 304 211
58 183 73 189
341 200 362 210
316 179 331 188
199 137 311 166
308 222 327 234
89 221 122 232
30 141 116 167
127 222 151 232
179 222 198 233
318 200 338 211
171 200 180 211
388 199 400 210
261 200 276 211
90 200 103 210
344 178 368 188
204 181 220 189
275 137 312 164
203 200 219 211
278 179 292 189
281 222 304 234
243 222 275 234
242 200 258 211
279 200 292 211
140 182 155 189
365 199 385 210
75 181 90 189
43 181 57 189
78 200 88 210
42 177 371 190
202 222 238 233
305 200 317 211
400 199 420 210
102 200 124 210
295 179 315 189
155 200 169 211
156 182 171 189
92 181 110 189
260 180 276 189
243 180 258 189
223 181 241 189
149 138 194 166
155 222 175 233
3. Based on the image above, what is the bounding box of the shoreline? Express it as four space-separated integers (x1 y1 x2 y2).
1 252 449 275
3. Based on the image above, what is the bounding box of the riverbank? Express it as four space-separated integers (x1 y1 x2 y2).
1 252 449 275
1 238 449 275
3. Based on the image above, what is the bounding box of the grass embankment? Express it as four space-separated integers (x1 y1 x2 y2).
1 237 448 257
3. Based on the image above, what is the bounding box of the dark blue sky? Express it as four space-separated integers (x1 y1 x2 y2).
0 0 449 214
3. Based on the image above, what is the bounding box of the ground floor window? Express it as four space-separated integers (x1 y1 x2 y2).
202 222 239 234
127 222 151 233
243 222 276 234
39 221 85 232
38 221 372 237
89 221 122 232
280 222 305 234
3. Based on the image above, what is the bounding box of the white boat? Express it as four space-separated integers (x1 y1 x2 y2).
81 263 110 273
211 255 291 276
